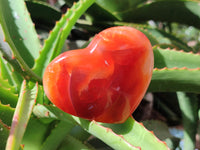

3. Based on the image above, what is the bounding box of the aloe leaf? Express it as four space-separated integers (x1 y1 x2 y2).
143 120 180 149
87 0 147 21
33 104 75 124
34 105 92 144
177 92 198 150
22 118 50 150
41 121 74 150
131 0 200 29
33 104 57 121
69 125 91 141
38 105 169 149
149 68 200 93
75 0 200 30
153 46 200 69
5 80 38 150
32 0 95 78
58 134 94 150
0 120 10 150
25 0 61 30
0 0 41 68
142 120 172 141
0 24 42 83
148 46 200 93
0 25 27 81
72 117 169 150
0 74 16 94
0 102 15 126
64 0 146 21
39 105 139 149
146 28 193 52
35 85 45 104
86 3 119 21
0 55 22 92
53 0 95 58
0 75 18 107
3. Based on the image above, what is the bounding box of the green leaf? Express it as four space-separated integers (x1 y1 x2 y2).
131 0 200 29
69 125 91 141
33 104 75 124
87 0 146 21
146 28 193 52
149 68 200 93
0 0 42 83
142 120 172 141
153 46 200 69
0 25 26 83
38 106 169 149
148 46 200 93
64 0 119 21
0 102 15 126
0 74 16 94
25 0 62 30
5 80 38 150
177 92 198 150
73 117 169 150
39 106 169 149
0 120 10 150
41 121 74 150
22 118 51 150
142 120 180 149
0 55 22 92
35 84 45 104
58 134 94 150
0 75 18 107
0 27 42 84
32 0 95 78
0 0 41 67
75 0 200 30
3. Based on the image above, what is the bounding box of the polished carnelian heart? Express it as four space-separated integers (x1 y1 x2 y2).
43 26 154 123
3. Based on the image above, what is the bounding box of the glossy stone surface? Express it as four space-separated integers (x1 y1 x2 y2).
43 26 154 123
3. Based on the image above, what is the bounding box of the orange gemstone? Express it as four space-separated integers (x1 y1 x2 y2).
43 26 154 123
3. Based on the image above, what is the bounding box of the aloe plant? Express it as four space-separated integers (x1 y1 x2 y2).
0 0 200 149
